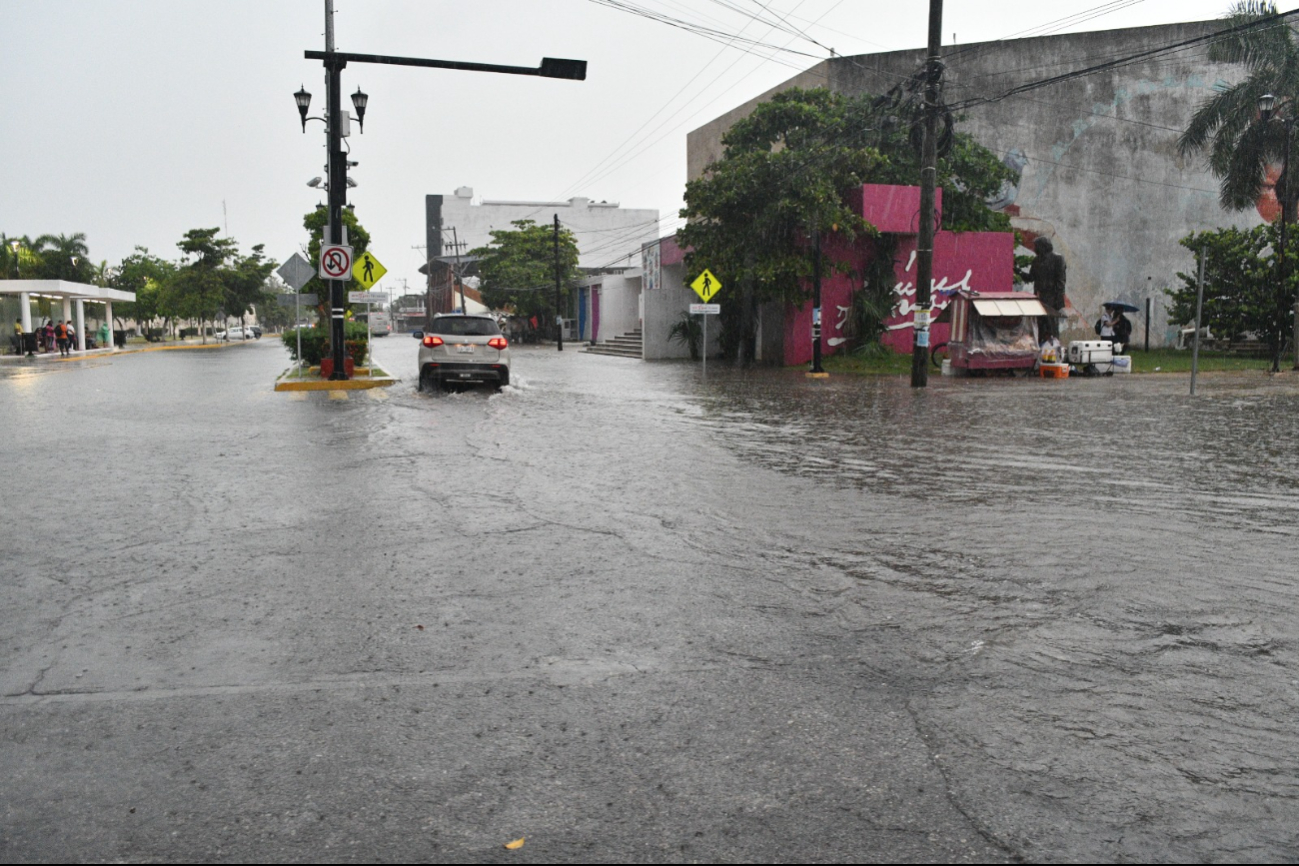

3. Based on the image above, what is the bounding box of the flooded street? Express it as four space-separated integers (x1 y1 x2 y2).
2 338 1297 862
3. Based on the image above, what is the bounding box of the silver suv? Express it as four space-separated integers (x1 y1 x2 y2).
414 314 511 391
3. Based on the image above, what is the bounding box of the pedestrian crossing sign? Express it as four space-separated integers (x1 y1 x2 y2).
691 269 722 302
353 250 387 289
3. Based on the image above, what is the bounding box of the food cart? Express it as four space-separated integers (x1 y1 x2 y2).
934 290 1047 373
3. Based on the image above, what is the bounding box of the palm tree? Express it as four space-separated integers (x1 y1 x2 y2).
1178 2 1299 222
0 234 43 279
33 232 91 281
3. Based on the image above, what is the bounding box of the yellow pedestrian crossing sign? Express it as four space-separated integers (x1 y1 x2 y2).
691 269 722 302
353 250 387 289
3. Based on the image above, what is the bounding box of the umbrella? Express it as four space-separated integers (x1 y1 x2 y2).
1102 301 1140 313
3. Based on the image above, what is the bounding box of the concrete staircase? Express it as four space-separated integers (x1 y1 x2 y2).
583 328 642 359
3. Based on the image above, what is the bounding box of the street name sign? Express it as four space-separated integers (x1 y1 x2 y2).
348 291 387 304
277 252 315 291
690 303 720 314
278 292 319 308
353 250 388 289
691 269 722 302
319 244 353 280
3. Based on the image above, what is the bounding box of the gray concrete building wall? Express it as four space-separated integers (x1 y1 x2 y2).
426 186 659 271
687 21 1262 346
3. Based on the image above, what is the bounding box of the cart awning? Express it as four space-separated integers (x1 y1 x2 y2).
972 298 1047 317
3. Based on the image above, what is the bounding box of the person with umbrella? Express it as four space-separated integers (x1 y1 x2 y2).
1096 301 1137 354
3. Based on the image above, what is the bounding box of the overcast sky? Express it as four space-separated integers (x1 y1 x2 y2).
3 0 1247 295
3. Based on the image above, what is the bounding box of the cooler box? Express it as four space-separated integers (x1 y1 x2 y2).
1068 340 1113 364
1040 362 1069 378
1110 355 1132 374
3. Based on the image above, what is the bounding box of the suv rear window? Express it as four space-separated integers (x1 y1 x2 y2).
429 316 501 337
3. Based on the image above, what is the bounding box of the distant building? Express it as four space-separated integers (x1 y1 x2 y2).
686 20 1259 347
422 187 659 342
424 187 658 270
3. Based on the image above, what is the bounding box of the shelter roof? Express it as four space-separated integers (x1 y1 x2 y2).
0 280 135 303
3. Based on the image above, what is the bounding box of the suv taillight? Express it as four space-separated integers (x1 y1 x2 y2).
487 337 508 350
422 335 444 347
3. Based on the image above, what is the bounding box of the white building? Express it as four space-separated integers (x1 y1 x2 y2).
424 187 658 345
424 186 658 270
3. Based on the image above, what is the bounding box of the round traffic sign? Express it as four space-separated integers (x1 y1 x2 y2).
320 244 353 280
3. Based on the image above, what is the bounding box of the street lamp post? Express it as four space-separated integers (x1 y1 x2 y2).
1259 93 1294 374
294 1 583 376
293 73 370 378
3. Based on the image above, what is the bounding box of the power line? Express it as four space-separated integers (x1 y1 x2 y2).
948 9 1299 111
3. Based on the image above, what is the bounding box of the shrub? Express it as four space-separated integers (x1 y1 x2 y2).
282 322 369 367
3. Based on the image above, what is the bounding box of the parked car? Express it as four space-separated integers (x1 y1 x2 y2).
215 326 259 341
413 313 510 392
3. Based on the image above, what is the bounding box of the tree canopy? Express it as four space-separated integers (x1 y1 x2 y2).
1178 2 1299 220
677 87 1016 360
471 219 580 320
1170 224 1297 366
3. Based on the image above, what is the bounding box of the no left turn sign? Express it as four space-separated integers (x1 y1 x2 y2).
319 244 353 280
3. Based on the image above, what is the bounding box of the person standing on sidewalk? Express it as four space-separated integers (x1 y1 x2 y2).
55 321 69 357
12 318 22 356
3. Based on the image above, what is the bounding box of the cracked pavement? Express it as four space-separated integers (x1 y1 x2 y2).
2 338 1297 862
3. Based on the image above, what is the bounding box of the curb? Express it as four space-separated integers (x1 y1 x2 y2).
274 366 397 391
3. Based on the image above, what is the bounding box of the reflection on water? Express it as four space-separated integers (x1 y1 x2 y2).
696 370 1299 535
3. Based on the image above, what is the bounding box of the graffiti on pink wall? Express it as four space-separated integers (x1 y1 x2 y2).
783 230 1014 365
880 231 1014 353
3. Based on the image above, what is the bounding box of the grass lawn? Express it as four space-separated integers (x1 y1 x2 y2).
818 347 1277 376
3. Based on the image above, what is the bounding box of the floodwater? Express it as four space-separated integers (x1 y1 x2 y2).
1 337 1297 862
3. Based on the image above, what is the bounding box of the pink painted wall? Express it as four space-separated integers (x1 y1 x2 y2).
659 234 687 267
858 184 943 234
879 231 1014 354
783 229 1014 365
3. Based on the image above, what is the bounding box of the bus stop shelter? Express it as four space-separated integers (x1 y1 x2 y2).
3 280 136 352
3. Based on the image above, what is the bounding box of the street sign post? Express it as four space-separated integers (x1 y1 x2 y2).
277 253 315 291
691 269 722 302
689 271 724 378
279 252 318 374
353 250 387 289
319 244 353 280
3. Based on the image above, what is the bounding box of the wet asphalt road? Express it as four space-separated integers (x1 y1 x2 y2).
1 338 1298 863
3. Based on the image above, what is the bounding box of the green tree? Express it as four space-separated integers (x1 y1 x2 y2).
0 234 42 279
678 87 1015 362
300 206 371 309
33 232 93 282
1169 223 1298 352
223 244 276 329
1178 2 1299 219
163 228 237 342
471 219 579 322
256 276 294 332
115 246 177 336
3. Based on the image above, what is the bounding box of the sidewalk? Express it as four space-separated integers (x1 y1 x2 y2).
0 336 260 364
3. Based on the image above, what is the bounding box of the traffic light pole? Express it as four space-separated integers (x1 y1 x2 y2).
325 28 349 380
304 0 585 377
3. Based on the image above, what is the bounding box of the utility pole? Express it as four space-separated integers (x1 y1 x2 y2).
554 214 563 351
808 229 826 377
323 0 349 380
911 0 943 388
444 228 468 313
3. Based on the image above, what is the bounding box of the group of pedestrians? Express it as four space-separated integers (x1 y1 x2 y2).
11 317 84 357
